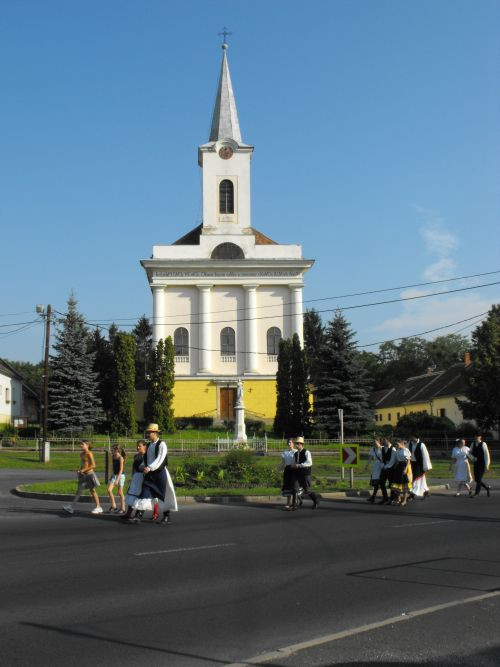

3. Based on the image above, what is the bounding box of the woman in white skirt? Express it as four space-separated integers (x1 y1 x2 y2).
122 440 148 520
451 439 473 496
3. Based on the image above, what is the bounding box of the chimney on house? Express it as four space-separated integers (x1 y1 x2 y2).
464 351 471 366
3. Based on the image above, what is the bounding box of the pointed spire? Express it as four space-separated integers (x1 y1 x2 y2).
209 44 242 144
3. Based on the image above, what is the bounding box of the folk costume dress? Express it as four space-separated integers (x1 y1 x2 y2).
280 447 297 497
368 445 384 487
409 440 432 497
451 444 473 485
391 447 412 494
133 439 178 513
125 452 146 507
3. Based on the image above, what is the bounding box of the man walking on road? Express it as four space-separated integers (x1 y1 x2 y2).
293 437 319 509
470 434 491 497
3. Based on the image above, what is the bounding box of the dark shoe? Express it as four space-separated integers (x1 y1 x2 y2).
423 491 430 498
312 498 319 510
366 497 375 503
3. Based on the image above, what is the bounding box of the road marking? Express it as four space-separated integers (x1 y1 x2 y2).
134 542 235 557
226 589 500 666
391 519 455 529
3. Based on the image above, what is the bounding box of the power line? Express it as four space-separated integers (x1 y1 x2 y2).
68 311 486 357
0 321 41 339
0 319 40 328
81 280 500 328
83 269 500 323
356 312 489 349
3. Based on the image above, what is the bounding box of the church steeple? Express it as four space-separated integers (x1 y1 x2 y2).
209 43 242 144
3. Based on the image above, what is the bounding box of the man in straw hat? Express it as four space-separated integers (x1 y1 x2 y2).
292 436 320 510
129 423 178 524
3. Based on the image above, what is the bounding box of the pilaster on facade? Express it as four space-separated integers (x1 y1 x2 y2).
152 286 166 345
243 284 259 374
197 284 213 374
289 284 304 345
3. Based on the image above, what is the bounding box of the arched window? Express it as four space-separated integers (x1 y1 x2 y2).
219 179 234 214
174 327 189 358
211 243 244 260
267 327 281 356
220 327 235 356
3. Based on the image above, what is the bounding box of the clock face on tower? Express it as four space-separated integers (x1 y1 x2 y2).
218 145 234 160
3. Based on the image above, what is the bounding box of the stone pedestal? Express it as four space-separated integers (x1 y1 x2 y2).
234 405 247 443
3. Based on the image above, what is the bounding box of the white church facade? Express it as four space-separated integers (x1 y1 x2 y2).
139 43 313 423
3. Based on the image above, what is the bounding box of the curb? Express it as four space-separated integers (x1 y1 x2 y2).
13 484 451 505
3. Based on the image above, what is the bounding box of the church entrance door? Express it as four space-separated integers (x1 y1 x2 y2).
220 387 236 421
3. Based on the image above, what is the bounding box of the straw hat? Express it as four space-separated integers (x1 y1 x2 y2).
145 423 160 433
294 436 305 445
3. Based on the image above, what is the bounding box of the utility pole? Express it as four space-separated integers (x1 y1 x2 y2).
39 304 52 463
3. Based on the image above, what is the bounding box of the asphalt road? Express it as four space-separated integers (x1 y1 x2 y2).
0 470 499 667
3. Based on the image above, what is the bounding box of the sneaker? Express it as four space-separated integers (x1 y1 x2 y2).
63 504 74 515
91 506 103 514
106 506 115 513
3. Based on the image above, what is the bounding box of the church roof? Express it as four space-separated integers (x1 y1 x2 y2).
209 45 242 144
172 224 278 246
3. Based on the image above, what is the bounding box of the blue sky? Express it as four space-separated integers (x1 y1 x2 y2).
1 0 499 362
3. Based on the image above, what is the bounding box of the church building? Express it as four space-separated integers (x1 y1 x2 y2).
140 42 314 423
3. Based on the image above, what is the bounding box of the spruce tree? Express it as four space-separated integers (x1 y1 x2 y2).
111 332 137 435
314 311 373 436
457 304 500 430
274 338 292 438
144 337 175 433
132 315 153 388
48 295 101 432
303 308 325 391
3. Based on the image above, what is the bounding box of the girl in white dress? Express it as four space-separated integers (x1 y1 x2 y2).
451 439 473 496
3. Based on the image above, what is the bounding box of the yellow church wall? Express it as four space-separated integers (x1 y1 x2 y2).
135 379 279 422
240 379 276 420
172 380 218 418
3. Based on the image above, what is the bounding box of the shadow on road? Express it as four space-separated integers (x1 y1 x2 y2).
320 498 500 524
21 621 232 664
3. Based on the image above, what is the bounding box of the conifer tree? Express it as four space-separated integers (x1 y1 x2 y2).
48 295 101 432
274 338 292 438
457 304 500 430
89 328 114 423
111 332 137 435
314 311 373 436
274 335 311 438
290 333 311 436
132 315 153 388
144 337 175 433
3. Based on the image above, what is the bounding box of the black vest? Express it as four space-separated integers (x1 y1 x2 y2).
471 441 485 467
382 446 393 464
295 449 311 474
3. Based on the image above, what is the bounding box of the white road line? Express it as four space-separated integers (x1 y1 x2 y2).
391 519 455 529
134 542 235 557
227 590 500 666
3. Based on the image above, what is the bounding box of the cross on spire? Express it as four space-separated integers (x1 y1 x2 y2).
218 26 232 48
